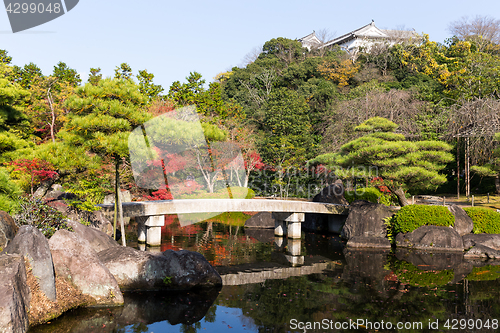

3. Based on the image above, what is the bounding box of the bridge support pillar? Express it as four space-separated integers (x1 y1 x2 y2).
287 239 302 256
274 220 287 237
136 215 164 248
273 213 304 239
137 217 147 243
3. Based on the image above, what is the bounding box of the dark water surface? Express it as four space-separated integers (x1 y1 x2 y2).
29 220 500 332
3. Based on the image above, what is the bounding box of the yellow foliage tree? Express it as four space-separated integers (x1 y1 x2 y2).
318 59 359 87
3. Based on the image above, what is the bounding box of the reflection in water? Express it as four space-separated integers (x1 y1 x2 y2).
29 288 220 333
29 223 500 333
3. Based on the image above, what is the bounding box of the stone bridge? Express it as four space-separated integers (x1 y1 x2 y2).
98 199 349 247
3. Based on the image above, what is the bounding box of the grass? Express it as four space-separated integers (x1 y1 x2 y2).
425 193 500 211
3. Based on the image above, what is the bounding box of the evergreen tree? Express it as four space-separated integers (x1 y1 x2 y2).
0 168 21 213
0 50 12 64
0 64 31 162
137 69 164 103
12 62 43 89
88 67 102 86
311 117 453 206
60 78 151 243
52 61 81 87
114 63 133 80
259 88 315 197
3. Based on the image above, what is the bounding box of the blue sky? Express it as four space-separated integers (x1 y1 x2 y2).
1 0 500 90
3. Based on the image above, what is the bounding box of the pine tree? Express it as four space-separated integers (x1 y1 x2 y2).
88 67 102 86
0 64 31 162
60 78 151 244
311 117 453 206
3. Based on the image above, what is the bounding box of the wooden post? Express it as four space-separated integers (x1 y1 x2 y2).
412 196 415 205
472 195 474 207
488 193 490 204
443 196 446 206
465 137 470 197
457 137 460 200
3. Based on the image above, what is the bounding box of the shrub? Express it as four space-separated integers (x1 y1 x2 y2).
464 207 500 234
344 186 396 206
0 169 21 214
384 216 396 244
180 187 255 199
14 195 72 238
394 204 454 234
229 187 256 199
65 177 107 212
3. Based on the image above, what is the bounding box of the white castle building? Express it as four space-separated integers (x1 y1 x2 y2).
299 21 418 57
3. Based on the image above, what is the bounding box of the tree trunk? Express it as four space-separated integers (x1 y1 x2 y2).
114 160 126 246
47 82 56 143
496 175 500 195
456 137 460 199
392 187 409 207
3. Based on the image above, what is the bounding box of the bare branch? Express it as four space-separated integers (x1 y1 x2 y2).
448 15 500 51
315 28 336 44
241 45 263 66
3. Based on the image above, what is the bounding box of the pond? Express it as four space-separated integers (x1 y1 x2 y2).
29 215 500 333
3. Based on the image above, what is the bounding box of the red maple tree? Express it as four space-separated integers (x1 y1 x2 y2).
11 158 58 195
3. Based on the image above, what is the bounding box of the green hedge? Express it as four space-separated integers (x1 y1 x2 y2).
393 204 454 234
464 207 500 234
344 187 395 206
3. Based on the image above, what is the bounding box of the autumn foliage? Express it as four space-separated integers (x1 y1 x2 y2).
10 158 57 194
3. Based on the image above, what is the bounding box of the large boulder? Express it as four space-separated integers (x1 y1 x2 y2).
341 200 393 240
464 244 500 259
447 205 473 236
463 234 500 251
396 225 464 251
2 226 56 301
97 247 222 291
48 230 123 306
0 211 18 251
346 236 391 249
304 181 348 232
312 181 349 205
46 200 113 236
66 220 119 252
244 212 275 229
33 181 52 198
42 184 113 236
244 228 274 243
0 254 30 333
43 184 67 200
